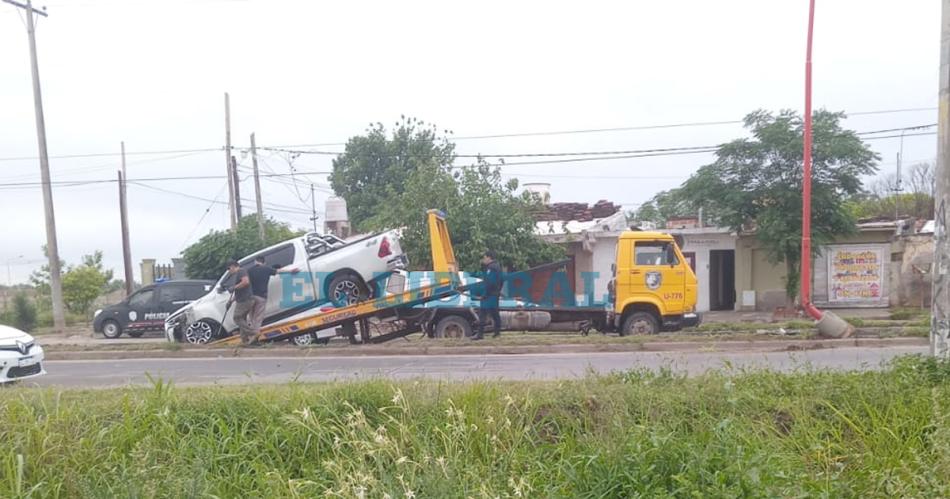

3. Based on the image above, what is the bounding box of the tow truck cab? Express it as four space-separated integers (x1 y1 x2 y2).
612 231 700 334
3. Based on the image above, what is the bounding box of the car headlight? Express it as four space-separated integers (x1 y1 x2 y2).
94 309 102 318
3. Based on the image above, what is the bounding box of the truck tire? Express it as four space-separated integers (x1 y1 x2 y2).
327 273 369 307
433 315 472 339
621 312 659 336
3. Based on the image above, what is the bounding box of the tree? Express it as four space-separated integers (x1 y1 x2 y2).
632 189 692 226
675 110 878 303
182 215 302 280
365 160 563 271
850 162 935 220
28 245 64 301
62 265 110 315
330 116 456 231
11 293 36 332
30 249 115 316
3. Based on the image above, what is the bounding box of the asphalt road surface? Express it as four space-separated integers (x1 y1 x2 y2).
21 345 928 388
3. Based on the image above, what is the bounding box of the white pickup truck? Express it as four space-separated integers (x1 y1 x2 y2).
165 230 406 343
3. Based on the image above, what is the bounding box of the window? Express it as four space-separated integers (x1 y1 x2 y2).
260 244 296 268
185 284 210 300
159 285 186 303
129 289 154 308
634 242 679 266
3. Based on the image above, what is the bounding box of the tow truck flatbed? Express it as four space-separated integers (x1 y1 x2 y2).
211 210 463 346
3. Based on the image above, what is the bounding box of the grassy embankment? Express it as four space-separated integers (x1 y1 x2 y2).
3 356 950 497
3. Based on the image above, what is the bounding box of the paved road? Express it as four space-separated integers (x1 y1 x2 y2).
21 345 927 388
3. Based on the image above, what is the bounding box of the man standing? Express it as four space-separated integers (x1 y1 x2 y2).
222 261 255 346
473 250 503 340
246 256 298 339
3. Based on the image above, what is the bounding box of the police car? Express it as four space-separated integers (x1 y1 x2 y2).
93 280 213 339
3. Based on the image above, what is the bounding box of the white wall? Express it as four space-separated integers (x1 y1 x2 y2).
587 235 618 305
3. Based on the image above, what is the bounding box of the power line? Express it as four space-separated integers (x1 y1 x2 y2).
0 107 937 163
260 144 720 159
129 182 313 215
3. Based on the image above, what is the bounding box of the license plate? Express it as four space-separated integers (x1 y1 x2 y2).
18 356 35 367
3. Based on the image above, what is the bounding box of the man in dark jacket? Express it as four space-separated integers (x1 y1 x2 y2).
474 250 503 340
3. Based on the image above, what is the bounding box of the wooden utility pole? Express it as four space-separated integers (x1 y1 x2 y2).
231 155 243 220
3 0 65 330
931 0 950 358
250 133 265 240
224 92 236 229
119 143 133 297
310 184 319 233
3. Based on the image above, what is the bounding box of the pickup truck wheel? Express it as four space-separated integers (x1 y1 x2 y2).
327 273 369 307
290 333 318 346
621 312 659 336
183 320 217 344
101 320 122 339
434 315 472 339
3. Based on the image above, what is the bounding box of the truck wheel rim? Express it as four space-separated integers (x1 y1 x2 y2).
333 281 360 305
443 323 464 338
293 334 314 346
184 322 213 344
631 319 653 334
104 323 118 336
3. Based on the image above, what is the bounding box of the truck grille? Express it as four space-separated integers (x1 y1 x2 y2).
7 363 42 379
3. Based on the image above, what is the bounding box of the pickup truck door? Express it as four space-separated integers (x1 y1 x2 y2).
629 240 687 315
256 242 316 320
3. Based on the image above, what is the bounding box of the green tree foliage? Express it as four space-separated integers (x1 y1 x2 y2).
29 250 116 316
12 293 37 332
182 215 302 280
365 160 563 271
632 189 691 226
330 117 456 231
62 265 109 315
2 293 37 332
675 110 878 302
849 162 935 220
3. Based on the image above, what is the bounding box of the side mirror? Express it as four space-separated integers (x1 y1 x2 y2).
217 286 227 294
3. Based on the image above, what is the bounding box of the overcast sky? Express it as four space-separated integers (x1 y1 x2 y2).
0 0 939 284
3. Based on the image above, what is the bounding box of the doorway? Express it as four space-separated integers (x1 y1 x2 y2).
709 250 736 311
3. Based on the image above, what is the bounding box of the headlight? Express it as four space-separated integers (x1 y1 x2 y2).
94 309 102 318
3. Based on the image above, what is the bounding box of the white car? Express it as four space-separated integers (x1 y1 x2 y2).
165 230 407 344
0 325 45 383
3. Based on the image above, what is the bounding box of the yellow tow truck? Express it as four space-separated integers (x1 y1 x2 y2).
212 212 699 346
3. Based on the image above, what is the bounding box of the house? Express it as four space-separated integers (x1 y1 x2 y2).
533 197 627 306
668 218 921 312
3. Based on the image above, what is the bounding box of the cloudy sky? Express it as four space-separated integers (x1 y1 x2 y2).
0 0 939 284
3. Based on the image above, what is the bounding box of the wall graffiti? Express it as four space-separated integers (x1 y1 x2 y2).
827 246 885 303
932 198 949 357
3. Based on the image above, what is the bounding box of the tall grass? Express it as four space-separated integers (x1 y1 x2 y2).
3 356 950 497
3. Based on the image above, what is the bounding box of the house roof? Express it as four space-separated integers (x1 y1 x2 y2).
535 211 628 238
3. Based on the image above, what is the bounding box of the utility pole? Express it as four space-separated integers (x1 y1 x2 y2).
250 133 265 240
3 0 65 331
931 0 950 358
231 155 243 220
117 169 133 296
310 184 319 233
224 92 236 229
118 142 133 297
